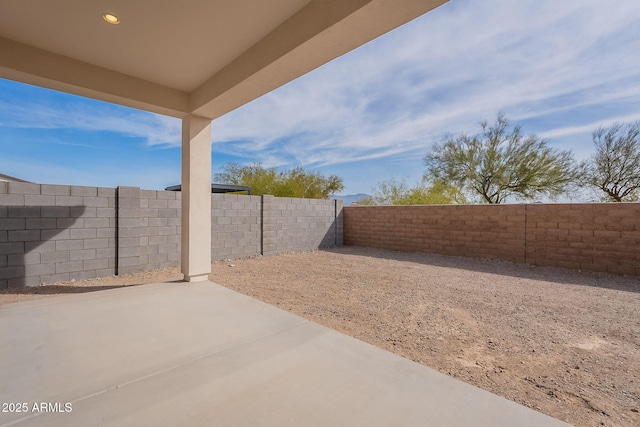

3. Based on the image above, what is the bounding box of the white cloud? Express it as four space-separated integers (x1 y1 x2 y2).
208 0 640 178
1 155 180 190
0 98 181 148
540 113 640 140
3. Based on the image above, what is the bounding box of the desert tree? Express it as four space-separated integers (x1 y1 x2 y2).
424 114 577 203
580 121 640 202
214 162 344 199
358 178 465 205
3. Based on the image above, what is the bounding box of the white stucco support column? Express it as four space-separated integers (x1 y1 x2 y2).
181 115 212 282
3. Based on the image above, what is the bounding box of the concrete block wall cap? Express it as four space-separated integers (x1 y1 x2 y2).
117 186 141 198
40 185 71 196
97 187 117 197
140 190 157 199
70 186 98 197
8 182 41 195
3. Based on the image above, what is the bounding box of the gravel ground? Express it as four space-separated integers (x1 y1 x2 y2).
1 247 639 427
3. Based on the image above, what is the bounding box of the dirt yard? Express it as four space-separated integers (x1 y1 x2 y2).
1 247 638 427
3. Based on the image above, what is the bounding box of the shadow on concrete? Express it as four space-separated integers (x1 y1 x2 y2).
327 246 640 294
0 279 184 297
1 284 135 295
0 205 86 289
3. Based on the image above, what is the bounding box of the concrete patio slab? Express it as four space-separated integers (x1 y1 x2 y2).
0 282 570 426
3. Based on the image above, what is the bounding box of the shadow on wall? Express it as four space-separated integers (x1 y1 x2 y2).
325 246 640 294
271 199 343 254
320 204 343 249
0 205 87 289
214 195 344 259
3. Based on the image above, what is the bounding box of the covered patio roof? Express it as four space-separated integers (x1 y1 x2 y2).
0 0 448 120
0 0 448 280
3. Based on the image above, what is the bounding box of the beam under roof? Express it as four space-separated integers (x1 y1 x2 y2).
0 37 190 118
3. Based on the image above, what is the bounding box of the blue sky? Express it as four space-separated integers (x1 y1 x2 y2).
2 0 640 197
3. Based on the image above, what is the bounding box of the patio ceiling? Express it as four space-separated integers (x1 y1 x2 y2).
0 0 448 120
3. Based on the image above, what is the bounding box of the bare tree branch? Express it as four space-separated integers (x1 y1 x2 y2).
580 121 640 202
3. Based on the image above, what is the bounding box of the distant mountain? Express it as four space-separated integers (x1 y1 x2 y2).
334 193 370 205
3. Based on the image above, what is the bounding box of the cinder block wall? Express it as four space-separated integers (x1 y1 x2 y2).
1 183 343 288
344 205 525 263
211 194 262 260
211 194 342 259
0 182 116 288
263 196 343 255
139 188 182 272
343 204 640 276
526 203 640 275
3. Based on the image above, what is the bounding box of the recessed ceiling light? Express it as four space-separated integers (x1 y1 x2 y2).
102 13 120 25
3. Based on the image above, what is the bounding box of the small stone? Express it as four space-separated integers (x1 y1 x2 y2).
229 264 235 267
